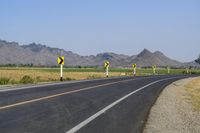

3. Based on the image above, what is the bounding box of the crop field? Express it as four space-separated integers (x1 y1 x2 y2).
0 67 199 85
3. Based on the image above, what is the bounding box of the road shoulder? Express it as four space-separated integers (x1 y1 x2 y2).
143 77 200 133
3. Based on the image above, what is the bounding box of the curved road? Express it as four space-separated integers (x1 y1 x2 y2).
0 75 195 133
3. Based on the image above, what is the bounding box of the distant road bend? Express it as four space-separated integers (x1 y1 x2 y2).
0 75 196 133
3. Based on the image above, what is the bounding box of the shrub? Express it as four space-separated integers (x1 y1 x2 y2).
64 77 73 81
20 75 34 84
10 79 18 84
190 71 200 74
35 76 41 82
182 71 186 74
0 77 10 85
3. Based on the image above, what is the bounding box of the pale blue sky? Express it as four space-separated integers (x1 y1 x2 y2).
0 0 199 62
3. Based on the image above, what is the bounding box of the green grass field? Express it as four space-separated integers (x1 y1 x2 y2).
0 67 199 85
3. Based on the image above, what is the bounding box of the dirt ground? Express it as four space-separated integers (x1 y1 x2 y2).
143 77 200 133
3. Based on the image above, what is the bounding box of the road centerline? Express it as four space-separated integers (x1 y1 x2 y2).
0 77 147 111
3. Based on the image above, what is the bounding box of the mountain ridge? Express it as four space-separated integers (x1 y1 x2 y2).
0 39 199 68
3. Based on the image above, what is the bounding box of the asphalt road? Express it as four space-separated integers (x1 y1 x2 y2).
0 75 195 133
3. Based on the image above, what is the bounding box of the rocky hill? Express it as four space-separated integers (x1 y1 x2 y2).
0 39 198 68
130 49 182 67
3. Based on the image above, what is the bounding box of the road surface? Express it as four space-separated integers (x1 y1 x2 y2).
0 75 194 133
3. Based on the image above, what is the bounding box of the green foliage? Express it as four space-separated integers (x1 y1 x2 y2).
182 71 187 74
20 75 34 84
64 77 75 81
195 54 200 64
35 76 41 82
190 71 200 74
0 77 10 85
0 64 34 67
0 67 200 86
10 79 18 84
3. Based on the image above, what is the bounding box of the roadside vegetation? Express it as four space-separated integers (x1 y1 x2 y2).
185 77 200 110
0 67 200 85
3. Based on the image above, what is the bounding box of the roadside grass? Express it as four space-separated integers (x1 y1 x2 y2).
0 68 121 85
185 77 200 110
0 77 10 85
19 75 34 84
0 67 199 85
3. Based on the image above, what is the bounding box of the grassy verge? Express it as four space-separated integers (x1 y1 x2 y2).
0 68 122 85
185 77 200 110
0 67 200 85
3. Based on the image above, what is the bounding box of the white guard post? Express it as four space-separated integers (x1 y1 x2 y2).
133 68 136 76
167 66 170 74
60 64 63 81
132 64 137 76
57 56 64 81
104 61 110 78
152 65 156 75
106 66 109 77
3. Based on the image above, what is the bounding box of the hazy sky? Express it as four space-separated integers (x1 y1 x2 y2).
0 0 199 62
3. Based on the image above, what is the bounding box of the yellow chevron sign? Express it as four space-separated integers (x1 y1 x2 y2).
152 65 156 74
152 65 156 69
132 64 137 68
57 56 64 65
104 61 110 68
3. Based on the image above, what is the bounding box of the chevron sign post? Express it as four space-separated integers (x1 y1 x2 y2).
167 66 170 74
57 56 64 81
152 65 156 75
186 68 189 74
104 61 110 77
132 64 137 76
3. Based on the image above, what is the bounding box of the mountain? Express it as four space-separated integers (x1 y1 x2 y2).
129 49 182 67
0 40 80 66
0 39 198 68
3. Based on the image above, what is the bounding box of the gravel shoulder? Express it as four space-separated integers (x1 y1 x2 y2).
143 77 200 133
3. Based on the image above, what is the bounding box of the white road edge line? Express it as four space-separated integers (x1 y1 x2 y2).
0 75 164 92
66 76 183 133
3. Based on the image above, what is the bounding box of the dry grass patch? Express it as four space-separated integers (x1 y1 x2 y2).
185 77 200 110
0 69 122 84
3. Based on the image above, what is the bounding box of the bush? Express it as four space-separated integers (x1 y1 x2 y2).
64 77 74 81
35 76 41 82
20 75 34 84
182 71 186 74
10 79 18 84
0 77 10 85
191 71 200 74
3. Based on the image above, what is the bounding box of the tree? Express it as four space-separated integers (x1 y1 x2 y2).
195 54 200 64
